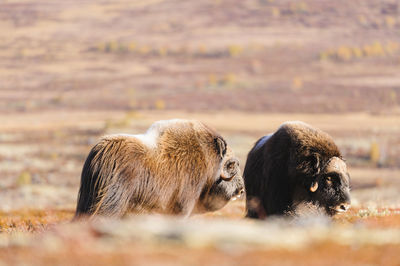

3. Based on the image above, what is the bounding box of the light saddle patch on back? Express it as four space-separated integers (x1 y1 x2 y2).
111 119 189 149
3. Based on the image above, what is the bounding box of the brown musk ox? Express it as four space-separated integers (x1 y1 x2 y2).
243 121 351 219
75 119 244 218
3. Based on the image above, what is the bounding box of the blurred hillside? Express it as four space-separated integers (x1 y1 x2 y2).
1 0 400 113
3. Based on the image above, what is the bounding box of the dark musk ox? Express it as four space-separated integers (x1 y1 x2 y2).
75 119 244 218
243 121 351 218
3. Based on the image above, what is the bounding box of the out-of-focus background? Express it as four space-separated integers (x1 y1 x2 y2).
1 0 400 265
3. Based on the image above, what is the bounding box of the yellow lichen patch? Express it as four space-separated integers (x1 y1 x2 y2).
320 41 400 61
228 45 243 57
17 171 32 186
154 99 166 110
0 209 74 233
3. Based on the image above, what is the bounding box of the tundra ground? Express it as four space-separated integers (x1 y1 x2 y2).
1 111 400 265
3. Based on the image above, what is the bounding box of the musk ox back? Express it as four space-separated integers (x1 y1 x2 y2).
244 121 351 218
76 119 244 218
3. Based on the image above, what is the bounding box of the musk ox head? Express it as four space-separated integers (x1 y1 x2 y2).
195 137 244 213
287 122 351 216
244 121 351 219
304 156 351 216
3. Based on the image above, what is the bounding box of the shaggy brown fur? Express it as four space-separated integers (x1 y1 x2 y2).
244 121 351 218
75 119 243 218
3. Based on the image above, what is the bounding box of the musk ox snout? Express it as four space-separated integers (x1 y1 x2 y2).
195 156 244 213
330 192 351 213
231 175 245 200
234 187 245 197
314 157 351 215
217 155 244 201
217 147 244 201
336 202 351 212
330 202 351 215
231 187 245 201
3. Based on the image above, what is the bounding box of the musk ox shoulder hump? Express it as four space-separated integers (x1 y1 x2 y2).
279 120 314 133
278 121 339 155
105 119 190 149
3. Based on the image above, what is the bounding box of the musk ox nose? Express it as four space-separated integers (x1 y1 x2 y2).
235 188 245 197
337 202 350 212
231 188 245 201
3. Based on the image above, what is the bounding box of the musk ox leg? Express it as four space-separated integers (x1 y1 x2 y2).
166 188 198 217
245 196 267 219
76 172 133 218
172 199 197 217
92 179 133 217
75 140 134 218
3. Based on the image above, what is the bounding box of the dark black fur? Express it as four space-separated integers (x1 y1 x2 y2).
76 141 118 215
244 122 351 218
76 145 99 214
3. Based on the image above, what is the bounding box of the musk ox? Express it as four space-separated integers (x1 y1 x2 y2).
244 121 351 218
75 119 244 218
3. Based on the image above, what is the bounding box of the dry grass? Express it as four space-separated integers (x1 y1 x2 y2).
0 209 73 233
1 206 400 265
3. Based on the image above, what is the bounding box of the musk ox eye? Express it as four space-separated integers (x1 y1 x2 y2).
326 176 333 185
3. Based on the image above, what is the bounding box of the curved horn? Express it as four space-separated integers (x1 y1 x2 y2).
310 181 318 192
220 170 236 181
220 172 230 181
220 158 239 181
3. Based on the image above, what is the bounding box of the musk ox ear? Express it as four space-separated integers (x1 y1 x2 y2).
214 136 227 159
